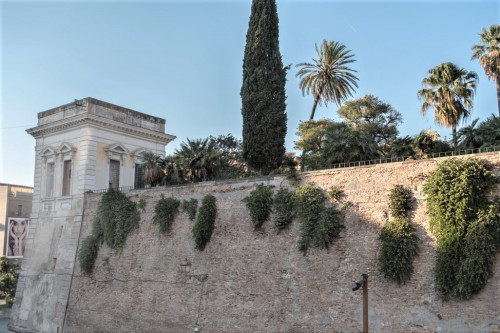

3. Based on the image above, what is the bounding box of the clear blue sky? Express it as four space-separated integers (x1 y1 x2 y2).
1 0 499 187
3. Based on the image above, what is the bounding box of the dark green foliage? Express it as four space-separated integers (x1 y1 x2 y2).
96 188 140 250
312 207 342 249
294 183 342 254
78 235 100 275
208 134 246 179
241 0 287 175
153 195 181 233
0 257 19 306
424 158 499 300
243 185 274 230
295 119 380 170
337 95 402 154
388 185 413 219
272 188 295 233
193 195 217 251
327 186 345 203
379 217 419 285
379 185 419 285
181 198 198 221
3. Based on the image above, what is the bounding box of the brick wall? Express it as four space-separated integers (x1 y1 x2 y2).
64 153 500 333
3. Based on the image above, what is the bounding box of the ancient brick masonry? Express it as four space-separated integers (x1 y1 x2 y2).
65 153 500 333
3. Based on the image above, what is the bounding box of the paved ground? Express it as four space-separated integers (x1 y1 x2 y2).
0 307 10 333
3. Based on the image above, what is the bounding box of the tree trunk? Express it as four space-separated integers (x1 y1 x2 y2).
452 125 457 148
309 96 320 120
496 76 500 117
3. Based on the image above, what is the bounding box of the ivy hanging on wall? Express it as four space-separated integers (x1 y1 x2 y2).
192 195 217 251
424 158 500 300
243 184 273 230
79 188 140 274
153 195 180 233
181 198 198 221
272 188 295 233
378 185 419 285
294 183 342 254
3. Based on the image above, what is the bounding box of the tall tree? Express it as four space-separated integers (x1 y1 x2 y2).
471 24 500 115
337 95 402 155
418 62 478 146
241 0 287 175
175 138 220 182
296 40 359 120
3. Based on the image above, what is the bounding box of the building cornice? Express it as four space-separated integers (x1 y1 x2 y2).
26 113 176 144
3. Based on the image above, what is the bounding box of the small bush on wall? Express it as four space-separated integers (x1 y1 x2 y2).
379 185 419 285
243 184 273 230
388 185 413 219
153 195 180 233
273 188 295 233
79 235 100 275
193 195 217 251
79 189 140 274
424 158 499 300
294 183 342 254
379 217 419 285
95 188 140 250
181 198 198 221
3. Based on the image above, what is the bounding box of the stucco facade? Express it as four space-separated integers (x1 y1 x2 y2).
8 98 174 333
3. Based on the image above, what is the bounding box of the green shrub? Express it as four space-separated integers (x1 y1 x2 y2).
79 188 140 274
0 257 18 306
78 235 100 275
327 186 345 203
97 188 140 250
312 207 342 249
153 195 180 233
424 158 499 300
388 185 413 219
272 188 295 233
181 198 198 221
193 195 217 251
378 217 419 285
294 183 342 254
243 184 273 230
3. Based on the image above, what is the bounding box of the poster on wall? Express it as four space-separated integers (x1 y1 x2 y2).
6 218 29 258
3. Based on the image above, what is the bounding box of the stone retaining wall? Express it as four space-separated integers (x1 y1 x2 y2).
64 153 500 333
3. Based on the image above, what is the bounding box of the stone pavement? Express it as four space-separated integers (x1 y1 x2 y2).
0 307 11 333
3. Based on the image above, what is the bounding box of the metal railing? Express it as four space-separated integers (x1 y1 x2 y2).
305 145 500 171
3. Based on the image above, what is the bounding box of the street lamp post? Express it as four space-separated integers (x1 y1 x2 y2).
352 273 368 333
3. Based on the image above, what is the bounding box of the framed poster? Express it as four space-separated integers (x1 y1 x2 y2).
6 218 29 258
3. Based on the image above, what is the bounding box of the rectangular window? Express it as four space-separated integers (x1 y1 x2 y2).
62 160 71 196
134 164 144 189
109 160 120 189
46 162 54 197
17 205 22 216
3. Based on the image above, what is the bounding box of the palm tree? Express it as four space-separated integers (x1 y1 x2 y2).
471 25 500 115
418 62 478 146
456 118 482 149
477 114 500 147
412 131 435 156
140 151 164 187
296 40 359 120
175 138 220 182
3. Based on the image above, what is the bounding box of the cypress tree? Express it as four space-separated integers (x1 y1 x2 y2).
241 0 287 175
